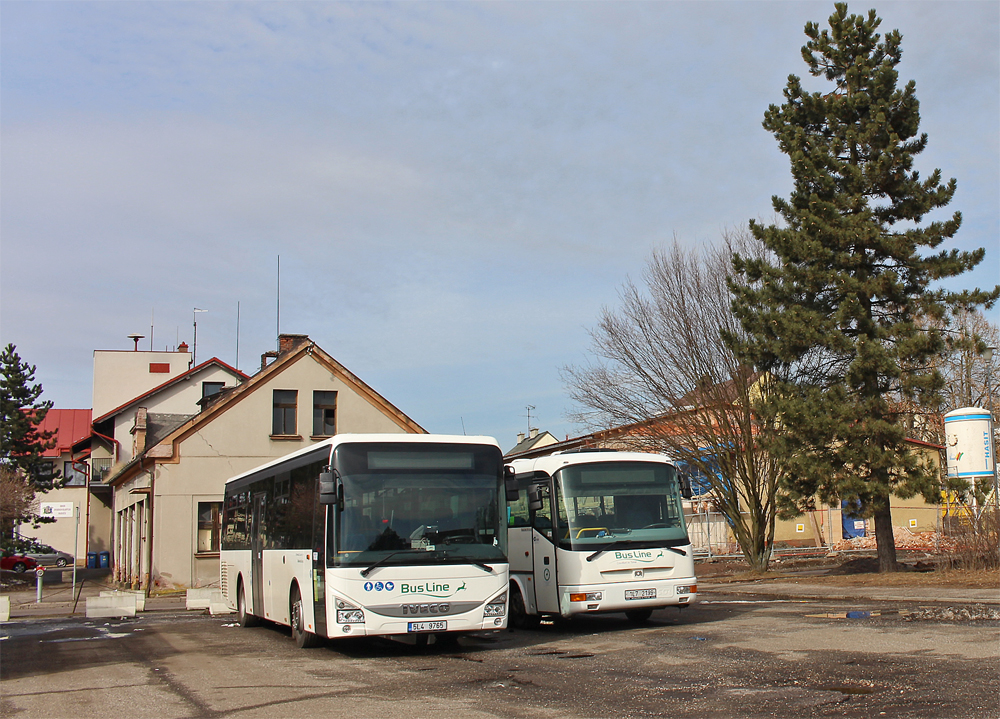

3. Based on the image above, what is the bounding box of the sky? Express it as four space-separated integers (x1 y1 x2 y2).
2 1 997 452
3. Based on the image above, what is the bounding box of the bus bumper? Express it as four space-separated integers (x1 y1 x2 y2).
558 578 698 617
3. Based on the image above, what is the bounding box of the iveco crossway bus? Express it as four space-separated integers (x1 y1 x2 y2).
506 450 697 626
221 434 510 646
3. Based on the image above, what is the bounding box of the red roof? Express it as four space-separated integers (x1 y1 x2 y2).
36 409 93 457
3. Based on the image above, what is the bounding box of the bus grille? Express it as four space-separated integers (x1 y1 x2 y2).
220 563 229 596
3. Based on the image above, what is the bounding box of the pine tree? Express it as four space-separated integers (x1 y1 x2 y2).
729 4 999 571
0 344 57 540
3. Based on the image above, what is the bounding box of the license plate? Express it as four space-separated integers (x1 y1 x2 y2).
625 588 656 600
407 621 447 633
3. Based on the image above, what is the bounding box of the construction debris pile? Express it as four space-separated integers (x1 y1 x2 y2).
831 526 959 553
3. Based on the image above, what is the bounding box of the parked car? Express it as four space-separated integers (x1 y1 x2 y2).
0 551 39 573
22 544 74 567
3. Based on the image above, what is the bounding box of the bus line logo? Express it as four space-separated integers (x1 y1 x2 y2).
614 550 665 563
362 580 468 598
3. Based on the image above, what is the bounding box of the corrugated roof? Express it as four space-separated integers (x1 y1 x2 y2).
36 409 92 457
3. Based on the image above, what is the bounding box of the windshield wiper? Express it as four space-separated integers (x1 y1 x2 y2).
587 541 687 562
360 550 416 577
586 540 635 562
434 550 495 573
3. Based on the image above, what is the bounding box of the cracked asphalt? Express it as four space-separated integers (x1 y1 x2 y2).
2 589 997 719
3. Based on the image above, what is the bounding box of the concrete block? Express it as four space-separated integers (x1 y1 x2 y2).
186 587 215 610
86 594 137 618
0 595 10 622
100 590 145 612
209 595 234 615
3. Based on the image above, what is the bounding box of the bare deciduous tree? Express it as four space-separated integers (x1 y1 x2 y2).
562 229 785 571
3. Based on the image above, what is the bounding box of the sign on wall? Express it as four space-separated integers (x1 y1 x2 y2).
39 502 74 518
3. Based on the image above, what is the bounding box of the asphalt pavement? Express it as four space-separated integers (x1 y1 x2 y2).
2 569 996 622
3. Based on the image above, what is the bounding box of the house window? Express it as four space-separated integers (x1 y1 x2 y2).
272 390 298 435
202 381 225 399
63 461 87 487
197 502 222 553
313 391 337 437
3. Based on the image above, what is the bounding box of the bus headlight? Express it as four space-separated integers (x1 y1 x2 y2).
484 592 507 617
336 598 365 624
570 592 603 602
675 585 697 595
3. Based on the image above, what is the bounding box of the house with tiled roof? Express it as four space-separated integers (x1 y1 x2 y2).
18 409 94 561
104 334 425 590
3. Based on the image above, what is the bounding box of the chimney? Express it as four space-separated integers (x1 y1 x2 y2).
131 407 148 457
177 342 189 353
278 334 310 354
529 427 539 439
517 432 525 444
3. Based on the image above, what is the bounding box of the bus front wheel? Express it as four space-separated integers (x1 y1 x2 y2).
290 584 323 648
509 584 540 630
237 580 259 628
625 608 653 623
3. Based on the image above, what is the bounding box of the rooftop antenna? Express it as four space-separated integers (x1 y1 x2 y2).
193 307 208 366
235 300 241 372
525 405 536 433
276 255 281 350
460 416 467 436
150 308 154 351
127 334 144 351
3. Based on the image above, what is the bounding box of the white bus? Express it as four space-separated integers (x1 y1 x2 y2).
506 450 697 626
221 434 511 647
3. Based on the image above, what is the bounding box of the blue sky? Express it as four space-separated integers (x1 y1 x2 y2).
2 1 997 451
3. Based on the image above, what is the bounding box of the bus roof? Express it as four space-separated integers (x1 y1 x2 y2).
224 433 500 486
507 450 674 475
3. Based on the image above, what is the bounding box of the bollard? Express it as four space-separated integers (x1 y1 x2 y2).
35 566 45 603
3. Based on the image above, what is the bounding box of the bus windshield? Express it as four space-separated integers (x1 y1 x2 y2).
332 442 506 568
554 461 689 551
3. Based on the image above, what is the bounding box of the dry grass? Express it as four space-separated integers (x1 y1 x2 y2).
697 556 999 589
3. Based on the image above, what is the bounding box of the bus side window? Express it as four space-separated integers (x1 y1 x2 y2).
508 489 530 527
531 485 552 539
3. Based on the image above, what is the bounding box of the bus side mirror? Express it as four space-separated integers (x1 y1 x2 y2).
527 483 544 512
319 472 336 505
679 472 693 500
504 466 520 502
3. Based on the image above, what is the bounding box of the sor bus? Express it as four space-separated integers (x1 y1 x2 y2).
220 434 511 647
506 450 697 626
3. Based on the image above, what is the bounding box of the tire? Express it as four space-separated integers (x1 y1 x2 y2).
290 584 322 648
237 580 260 628
56 558 68 567
509 583 540 630
12 562 27 574
625 608 653 623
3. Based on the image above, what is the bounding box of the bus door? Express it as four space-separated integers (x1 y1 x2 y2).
530 481 560 613
250 493 267 615
311 501 330 638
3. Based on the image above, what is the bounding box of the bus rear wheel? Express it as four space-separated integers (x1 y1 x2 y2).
290 584 323 648
237 580 259 628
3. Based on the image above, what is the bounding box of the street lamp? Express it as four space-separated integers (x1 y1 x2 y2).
193 308 208 367
984 347 998 529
